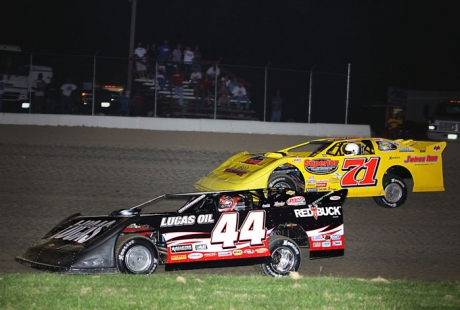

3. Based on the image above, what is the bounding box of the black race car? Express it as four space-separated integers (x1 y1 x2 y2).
16 188 347 277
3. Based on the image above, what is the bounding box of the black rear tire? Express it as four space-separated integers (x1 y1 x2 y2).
116 234 158 274
268 174 298 191
373 175 407 208
255 235 302 277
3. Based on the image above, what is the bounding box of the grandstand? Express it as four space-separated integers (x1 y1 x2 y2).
132 63 259 120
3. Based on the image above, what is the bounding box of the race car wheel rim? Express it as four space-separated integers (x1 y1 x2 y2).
125 245 153 273
385 183 403 203
271 247 295 273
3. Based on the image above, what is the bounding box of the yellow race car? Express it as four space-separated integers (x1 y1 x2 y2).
195 138 446 208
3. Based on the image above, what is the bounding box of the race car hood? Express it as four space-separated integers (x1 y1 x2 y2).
15 214 136 273
195 151 296 191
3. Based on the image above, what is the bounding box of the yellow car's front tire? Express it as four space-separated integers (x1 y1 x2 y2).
373 175 407 208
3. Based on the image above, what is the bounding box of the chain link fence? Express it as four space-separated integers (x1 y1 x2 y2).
2 51 381 129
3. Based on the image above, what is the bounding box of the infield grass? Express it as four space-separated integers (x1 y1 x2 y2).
1 272 459 309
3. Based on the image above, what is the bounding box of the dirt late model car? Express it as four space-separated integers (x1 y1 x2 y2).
16 188 347 277
195 138 447 208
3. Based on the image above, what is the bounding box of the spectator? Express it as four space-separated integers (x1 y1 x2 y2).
156 61 166 91
172 43 182 68
134 42 147 79
205 78 216 107
0 71 10 112
190 66 202 85
270 90 284 122
118 91 130 116
157 40 172 61
171 66 185 108
206 65 220 80
164 54 175 89
131 92 144 116
183 45 194 79
45 78 59 114
32 73 46 113
217 80 231 108
146 43 160 79
194 73 209 108
193 45 202 73
222 75 231 87
232 81 250 110
60 79 77 114
227 77 237 93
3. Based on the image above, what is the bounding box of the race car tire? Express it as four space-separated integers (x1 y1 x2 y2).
116 234 158 274
372 175 407 208
255 235 302 277
268 174 298 191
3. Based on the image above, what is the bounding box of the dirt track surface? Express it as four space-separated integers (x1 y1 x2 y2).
1 125 459 282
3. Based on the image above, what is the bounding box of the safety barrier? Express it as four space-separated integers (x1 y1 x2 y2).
0 113 371 137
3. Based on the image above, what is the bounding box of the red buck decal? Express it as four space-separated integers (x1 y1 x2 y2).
340 157 380 187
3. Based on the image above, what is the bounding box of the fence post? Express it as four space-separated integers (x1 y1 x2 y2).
29 49 34 114
345 63 351 124
264 60 272 122
127 0 137 95
308 66 315 123
92 50 100 116
213 57 222 119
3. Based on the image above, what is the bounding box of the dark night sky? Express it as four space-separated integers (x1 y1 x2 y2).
3 1 460 104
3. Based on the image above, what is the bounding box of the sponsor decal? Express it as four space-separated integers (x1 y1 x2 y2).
285 190 296 195
306 188 318 192
322 241 331 247
243 156 264 165
329 196 341 201
233 250 243 256
313 242 321 247
332 241 342 246
283 240 300 254
274 201 285 207
433 145 441 151
304 159 339 175
244 249 255 254
53 219 116 244
195 244 208 251
224 167 249 176
286 196 306 206
294 205 341 220
404 155 438 163
171 244 193 253
331 234 341 240
204 253 217 257
399 147 414 152
292 158 302 163
188 253 204 260
389 156 400 160
170 255 187 261
219 195 241 212
262 204 270 208
316 182 327 188
255 248 269 254
160 214 214 227
312 235 324 241
218 251 232 257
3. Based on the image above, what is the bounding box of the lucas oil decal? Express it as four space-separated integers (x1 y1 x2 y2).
53 219 116 244
160 214 214 227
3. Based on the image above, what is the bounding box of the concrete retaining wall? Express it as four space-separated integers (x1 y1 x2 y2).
0 113 371 137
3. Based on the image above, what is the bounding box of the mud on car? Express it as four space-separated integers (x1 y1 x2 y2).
16 188 347 277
